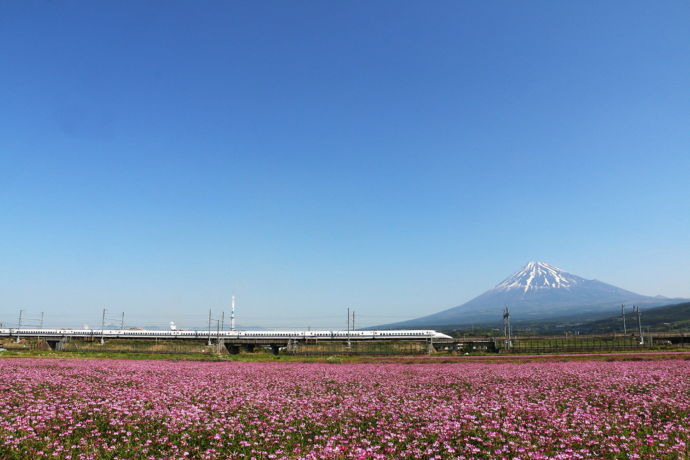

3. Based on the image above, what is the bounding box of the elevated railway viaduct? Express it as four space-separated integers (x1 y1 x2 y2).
3 329 689 355
0 328 452 355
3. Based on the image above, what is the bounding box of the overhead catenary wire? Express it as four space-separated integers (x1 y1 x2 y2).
4 305 414 332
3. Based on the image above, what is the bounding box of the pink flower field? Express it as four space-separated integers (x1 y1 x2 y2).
1 358 689 459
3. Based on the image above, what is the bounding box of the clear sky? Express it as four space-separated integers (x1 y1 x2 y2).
1 1 689 329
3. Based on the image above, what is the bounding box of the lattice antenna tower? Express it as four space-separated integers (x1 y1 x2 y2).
634 305 644 345
230 296 236 331
621 304 627 334
503 306 512 345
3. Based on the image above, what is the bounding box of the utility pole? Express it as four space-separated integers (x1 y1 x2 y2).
621 304 627 334
100 308 106 345
39 312 44 329
208 309 212 346
221 311 225 332
16 309 23 343
352 310 355 331
634 305 644 345
120 312 125 330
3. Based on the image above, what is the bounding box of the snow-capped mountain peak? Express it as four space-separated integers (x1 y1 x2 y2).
494 261 582 293
382 261 688 328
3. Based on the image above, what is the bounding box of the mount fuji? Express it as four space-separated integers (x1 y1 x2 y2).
388 262 687 327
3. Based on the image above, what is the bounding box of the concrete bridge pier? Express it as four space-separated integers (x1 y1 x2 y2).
270 344 280 355
224 344 240 355
244 344 255 353
45 338 68 351
428 338 454 354
431 342 446 353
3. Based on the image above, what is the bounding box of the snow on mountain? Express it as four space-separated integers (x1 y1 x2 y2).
384 262 686 328
494 261 582 292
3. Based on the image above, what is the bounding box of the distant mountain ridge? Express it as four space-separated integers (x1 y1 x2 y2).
385 262 688 328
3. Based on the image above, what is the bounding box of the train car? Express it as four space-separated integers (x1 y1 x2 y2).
0 328 451 340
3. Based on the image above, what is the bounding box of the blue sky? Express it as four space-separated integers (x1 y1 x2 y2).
1 1 689 329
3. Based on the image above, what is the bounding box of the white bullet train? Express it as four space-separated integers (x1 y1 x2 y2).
0 328 452 341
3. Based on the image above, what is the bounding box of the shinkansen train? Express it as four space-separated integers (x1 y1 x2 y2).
0 328 452 340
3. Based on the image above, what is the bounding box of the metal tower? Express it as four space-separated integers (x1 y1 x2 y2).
503 306 512 348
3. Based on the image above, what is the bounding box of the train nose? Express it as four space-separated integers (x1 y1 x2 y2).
433 332 452 340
